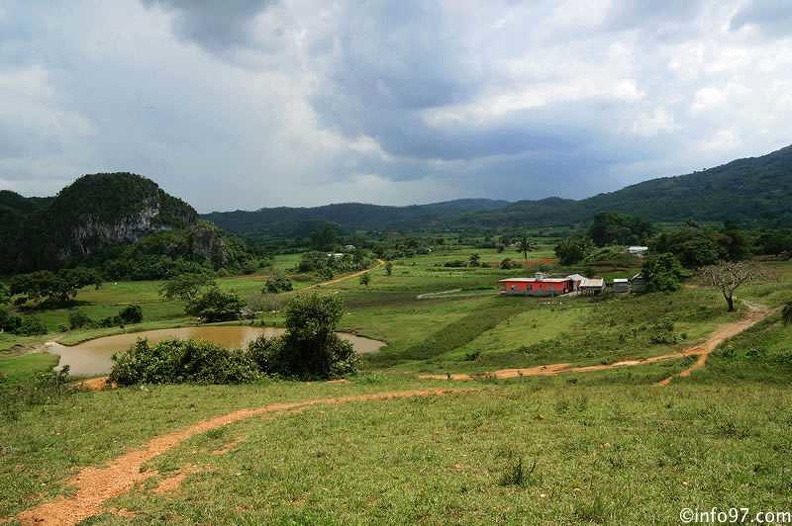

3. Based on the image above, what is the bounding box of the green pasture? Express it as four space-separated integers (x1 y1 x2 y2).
0 248 791 523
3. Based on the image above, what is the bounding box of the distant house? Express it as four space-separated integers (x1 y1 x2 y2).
566 274 586 291
326 253 345 259
579 278 606 295
612 278 630 293
343 244 356 252
629 272 646 292
499 275 574 296
627 246 649 256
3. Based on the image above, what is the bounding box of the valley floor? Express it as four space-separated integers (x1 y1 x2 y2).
1 250 791 524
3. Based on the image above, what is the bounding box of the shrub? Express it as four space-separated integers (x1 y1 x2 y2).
247 293 359 380
0 306 22 333
263 276 293 294
186 287 245 322
109 338 260 385
15 316 48 336
117 304 143 324
68 309 94 330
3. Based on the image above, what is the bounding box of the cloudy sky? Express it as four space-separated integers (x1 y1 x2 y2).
1 0 791 212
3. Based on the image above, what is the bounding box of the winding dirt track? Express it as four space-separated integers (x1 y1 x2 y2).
14 388 464 526
302 259 385 291
419 302 773 383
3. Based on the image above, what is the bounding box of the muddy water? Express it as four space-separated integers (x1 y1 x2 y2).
46 326 386 376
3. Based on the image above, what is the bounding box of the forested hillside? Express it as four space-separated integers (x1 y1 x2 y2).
205 144 792 236
1 173 255 278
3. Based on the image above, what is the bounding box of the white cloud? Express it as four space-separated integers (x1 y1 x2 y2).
0 0 790 210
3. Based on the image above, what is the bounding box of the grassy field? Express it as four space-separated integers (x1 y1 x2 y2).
1 244 791 524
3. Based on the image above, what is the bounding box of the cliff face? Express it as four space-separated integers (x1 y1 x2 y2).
12 173 199 271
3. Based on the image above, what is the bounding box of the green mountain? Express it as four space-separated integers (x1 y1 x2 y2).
478 144 792 227
4 173 251 276
204 144 792 236
202 199 510 240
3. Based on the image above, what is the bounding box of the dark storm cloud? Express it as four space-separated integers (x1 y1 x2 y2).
1 0 791 210
730 0 792 37
140 0 277 50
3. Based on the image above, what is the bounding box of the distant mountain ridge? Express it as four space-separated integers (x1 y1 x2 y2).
202 199 510 239
204 144 792 235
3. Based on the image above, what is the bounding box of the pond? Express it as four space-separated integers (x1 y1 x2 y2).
45 325 386 376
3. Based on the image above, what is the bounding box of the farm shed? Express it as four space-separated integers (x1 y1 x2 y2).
613 278 630 293
629 272 646 292
499 276 574 297
579 278 606 295
627 246 649 256
567 274 586 291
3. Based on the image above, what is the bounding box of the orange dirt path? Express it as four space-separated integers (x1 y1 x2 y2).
419 303 773 383
302 259 385 291
14 387 465 526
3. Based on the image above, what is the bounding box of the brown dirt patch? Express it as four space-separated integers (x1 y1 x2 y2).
154 465 199 496
15 387 465 526
73 377 115 391
211 439 244 456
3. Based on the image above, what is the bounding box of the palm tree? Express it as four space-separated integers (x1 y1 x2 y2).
516 236 537 261
469 253 481 267
783 301 792 325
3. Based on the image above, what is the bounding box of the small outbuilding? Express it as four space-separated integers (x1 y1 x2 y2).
579 278 606 295
627 246 649 256
566 274 586 291
613 278 630 293
629 272 646 292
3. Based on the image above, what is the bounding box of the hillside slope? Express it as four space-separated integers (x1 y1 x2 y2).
203 199 510 239
204 144 792 235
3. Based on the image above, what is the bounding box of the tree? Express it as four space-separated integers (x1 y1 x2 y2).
263 275 293 294
384 261 393 276
469 253 481 267
160 272 215 303
641 253 684 292
248 293 358 380
516 236 537 261
554 237 593 266
9 267 102 305
783 302 792 326
699 261 773 312
186 287 245 322
309 222 341 251
588 212 654 246
359 273 371 288
0 283 9 305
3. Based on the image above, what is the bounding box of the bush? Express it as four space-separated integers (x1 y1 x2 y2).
68 309 94 330
0 306 22 333
15 316 48 336
247 293 358 380
186 287 245 322
109 338 261 385
117 304 143 324
263 276 293 294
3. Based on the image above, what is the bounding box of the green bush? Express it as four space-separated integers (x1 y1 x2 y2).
68 309 94 330
186 287 245 322
117 304 143 324
263 276 293 294
246 293 359 380
15 316 47 336
109 338 261 385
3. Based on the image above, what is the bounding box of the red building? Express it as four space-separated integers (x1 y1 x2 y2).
498 276 574 296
